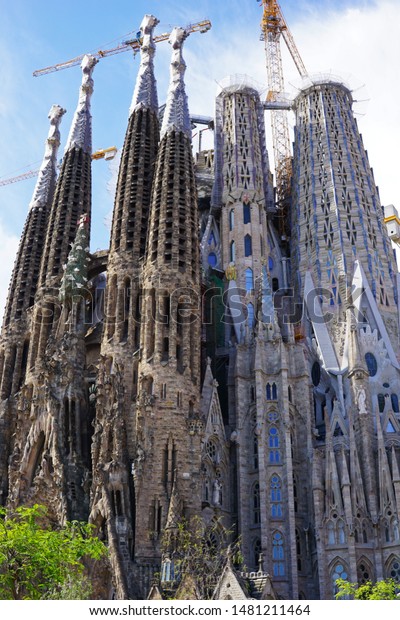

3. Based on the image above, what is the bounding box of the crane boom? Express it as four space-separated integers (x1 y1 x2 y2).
33 20 212 77
0 147 118 187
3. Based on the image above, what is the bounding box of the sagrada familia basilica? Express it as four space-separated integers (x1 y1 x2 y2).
1 11 400 600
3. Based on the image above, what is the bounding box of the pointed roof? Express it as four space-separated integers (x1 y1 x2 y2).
29 104 66 210
65 54 97 154
165 476 183 531
212 562 249 600
129 14 159 115
201 357 215 416
161 27 191 139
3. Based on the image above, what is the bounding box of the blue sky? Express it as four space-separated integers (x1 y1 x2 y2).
0 0 399 314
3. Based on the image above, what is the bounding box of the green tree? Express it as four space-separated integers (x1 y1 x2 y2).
335 578 399 600
0 504 107 600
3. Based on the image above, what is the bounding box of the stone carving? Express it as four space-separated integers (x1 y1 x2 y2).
65 54 98 154
161 27 192 139
29 105 66 210
356 387 367 415
130 14 159 114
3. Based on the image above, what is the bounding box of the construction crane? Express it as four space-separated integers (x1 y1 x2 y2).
258 1 307 235
33 20 212 77
0 147 118 187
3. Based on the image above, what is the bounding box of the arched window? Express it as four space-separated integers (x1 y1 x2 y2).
269 427 280 464
253 483 260 524
391 394 399 413
272 383 278 400
270 475 282 517
331 562 348 596
388 558 400 581
365 352 377 376
288 385 292 403
243 203 251 224
230 240 236 263
244 234 252 257
327 521 335 544
378 394 385 413
245 268 254 292
272 531 285 576
229 209 234 231
357 562 371 585
337 520 346 544
266 383 271 400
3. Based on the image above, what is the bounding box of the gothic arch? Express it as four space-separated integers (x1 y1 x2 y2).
385 554 400 581
356 556 374 584
329 557 349 597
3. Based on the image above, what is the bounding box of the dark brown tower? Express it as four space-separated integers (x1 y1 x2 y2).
27 55 97 378
0 105 65 504
132 27 202 593
89 15 160 599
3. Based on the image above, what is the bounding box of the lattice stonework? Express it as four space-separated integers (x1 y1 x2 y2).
292 81 397 312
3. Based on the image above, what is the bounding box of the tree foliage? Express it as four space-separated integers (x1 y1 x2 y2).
0 504 107 600
335 578 399 600
161 516 243 599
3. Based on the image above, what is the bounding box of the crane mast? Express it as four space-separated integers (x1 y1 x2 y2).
259 1 307 232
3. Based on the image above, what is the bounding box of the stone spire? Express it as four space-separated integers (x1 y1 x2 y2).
29 104 66 210
2 105 66 330
64 55 97 155
38 58 96 288
160 27 191 139
129 14 159 115
108 14 160 259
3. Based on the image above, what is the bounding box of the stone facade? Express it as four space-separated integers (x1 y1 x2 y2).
1 14 400 602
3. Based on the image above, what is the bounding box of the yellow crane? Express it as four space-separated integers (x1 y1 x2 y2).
0 147 118 187
33 20 212 77
258 1 307 233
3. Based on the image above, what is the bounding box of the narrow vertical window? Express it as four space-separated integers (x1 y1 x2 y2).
244 234 252 257
229 209 234 231
247 303 254 327
230 240 236 263
269 427 280 463
245 268 254 293
243 203 251 224
270 475 282 517
272 532 285 576
253 434 259 469
253 483 260 524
